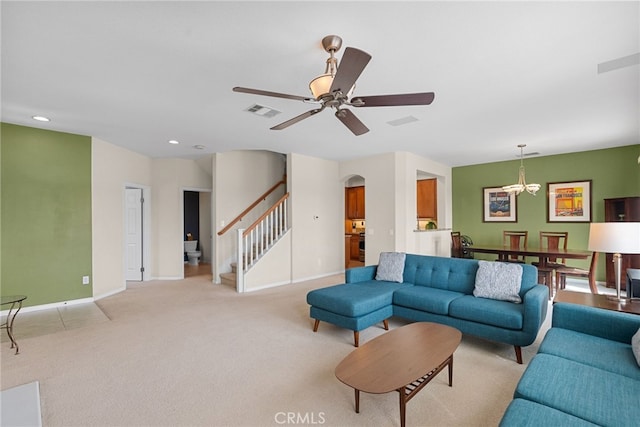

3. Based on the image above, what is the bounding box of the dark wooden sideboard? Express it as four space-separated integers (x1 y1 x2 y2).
604 197 640 290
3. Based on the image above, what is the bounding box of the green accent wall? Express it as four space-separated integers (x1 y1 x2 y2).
1 123 92 307
452 144 640 282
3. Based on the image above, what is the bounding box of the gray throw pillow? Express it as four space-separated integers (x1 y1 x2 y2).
375 252 406 283
473 260 523 303
632 328 640 368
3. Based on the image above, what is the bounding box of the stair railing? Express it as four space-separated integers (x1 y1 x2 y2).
236 192 289 292
218 177 286 236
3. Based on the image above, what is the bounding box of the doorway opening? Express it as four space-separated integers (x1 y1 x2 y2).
344 175 366 269
183 189 213 279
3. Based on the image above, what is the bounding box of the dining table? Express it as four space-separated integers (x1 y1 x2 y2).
469 245 592 267
468 244 592 288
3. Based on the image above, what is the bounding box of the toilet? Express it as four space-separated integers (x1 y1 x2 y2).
184 240 201 266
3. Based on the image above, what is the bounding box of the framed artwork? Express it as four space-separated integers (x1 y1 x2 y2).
547 180 592 222
483 187 517 222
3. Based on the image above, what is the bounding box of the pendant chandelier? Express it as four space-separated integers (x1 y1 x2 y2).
502 144 540 196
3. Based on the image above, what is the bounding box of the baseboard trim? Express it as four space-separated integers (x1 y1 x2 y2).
1 297 95 316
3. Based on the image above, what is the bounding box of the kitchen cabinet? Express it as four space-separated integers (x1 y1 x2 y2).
345 186 365 220
350 234 360 260
604 197 640 290
417 179 437 220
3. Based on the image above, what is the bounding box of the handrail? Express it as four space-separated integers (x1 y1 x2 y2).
217 178 286 236
243 193 289 238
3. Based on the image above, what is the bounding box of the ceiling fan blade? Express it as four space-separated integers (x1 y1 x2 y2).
335 109 369 136
233 87 313 102
270 108 324 130
350 92 435 107
329 47 372 95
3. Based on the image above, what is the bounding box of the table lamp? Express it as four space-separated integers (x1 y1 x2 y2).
588 222 640 302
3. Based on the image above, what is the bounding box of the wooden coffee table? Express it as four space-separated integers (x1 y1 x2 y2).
335 322 462 427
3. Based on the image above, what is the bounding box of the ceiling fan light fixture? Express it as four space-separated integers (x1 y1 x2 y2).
502 144 540 196
309 73 333 100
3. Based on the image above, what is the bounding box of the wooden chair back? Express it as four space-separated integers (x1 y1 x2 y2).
556 251 599 294
503 231 528 262
539 231 568 264
451 231 463 258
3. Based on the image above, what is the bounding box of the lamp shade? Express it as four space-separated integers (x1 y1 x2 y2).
309 74 333 99
588 222 640 254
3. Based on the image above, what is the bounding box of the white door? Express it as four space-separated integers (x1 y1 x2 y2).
125 188 143 281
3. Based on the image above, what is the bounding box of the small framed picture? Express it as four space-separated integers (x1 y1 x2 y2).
547 180 592 222
483 187 517 222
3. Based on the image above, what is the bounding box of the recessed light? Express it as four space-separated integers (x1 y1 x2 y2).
168 140 180 145
32 115 50 122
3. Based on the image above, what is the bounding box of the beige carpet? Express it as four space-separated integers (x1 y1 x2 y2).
1 274 552 427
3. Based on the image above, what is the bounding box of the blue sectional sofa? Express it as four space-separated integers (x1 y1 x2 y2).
306 254 549 363
500 302 640 426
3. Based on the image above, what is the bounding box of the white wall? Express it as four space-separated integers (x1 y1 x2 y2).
151 158 212 279
199 191 212 263
339 151 452 263
213 150 286 281
289 153 344 282
396 151 452 255
339 152 397 264
91 138 152 299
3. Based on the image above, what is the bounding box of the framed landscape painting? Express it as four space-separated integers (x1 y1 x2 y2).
483 187 517 222
547 180 592 222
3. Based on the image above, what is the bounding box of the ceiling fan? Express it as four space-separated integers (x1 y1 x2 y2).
233 35 435 136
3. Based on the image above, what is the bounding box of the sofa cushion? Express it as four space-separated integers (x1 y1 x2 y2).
402 254 480 293
392 286 464 315
500 398 599 427
375 252 406 282
473 261 522 303
514 354 640 426
539 327 640 380
449 295 523 330
632 327 640 367
306 281 401 317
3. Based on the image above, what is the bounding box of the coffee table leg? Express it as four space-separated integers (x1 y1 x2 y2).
398 389 406 427
448 355 453 386
354 389 360 413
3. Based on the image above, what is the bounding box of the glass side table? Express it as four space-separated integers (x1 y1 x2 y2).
1 295 27 354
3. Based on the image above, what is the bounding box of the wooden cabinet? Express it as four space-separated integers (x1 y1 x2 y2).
604 197 640 290
345 186 365 220
417 179 437 219
350 234 360 260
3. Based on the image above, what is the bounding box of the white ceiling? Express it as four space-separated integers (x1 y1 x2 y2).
2 1 638 167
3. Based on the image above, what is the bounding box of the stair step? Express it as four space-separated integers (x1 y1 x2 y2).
230 262 237 273
220 272 236 287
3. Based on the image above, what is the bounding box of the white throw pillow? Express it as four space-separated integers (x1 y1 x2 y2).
632 328 640 368
375 252 406 283
473 260 523 303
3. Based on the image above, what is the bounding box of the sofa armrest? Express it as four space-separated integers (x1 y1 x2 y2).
521 284 549 337
346 265 377 283
552 302 640 344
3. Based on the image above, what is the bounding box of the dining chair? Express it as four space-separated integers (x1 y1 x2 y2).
502 231 528 263
555 251 599 295
533 231 569 296
451 231 463 258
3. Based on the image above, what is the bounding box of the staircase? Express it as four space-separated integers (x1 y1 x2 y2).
218 193 290 292
220 263 237 288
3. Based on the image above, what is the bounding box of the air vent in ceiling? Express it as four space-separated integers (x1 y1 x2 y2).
245 104 281 118
387 116 419 127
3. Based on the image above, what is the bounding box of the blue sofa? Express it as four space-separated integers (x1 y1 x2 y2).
500 302 640 426
306 254 549 363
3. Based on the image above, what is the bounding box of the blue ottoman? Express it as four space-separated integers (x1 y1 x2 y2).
306 281 401 346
